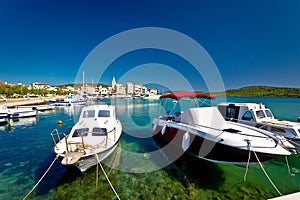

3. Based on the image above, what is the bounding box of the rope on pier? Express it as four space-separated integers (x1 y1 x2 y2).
23 155 59 200
253 150 282 196
94 153 120 200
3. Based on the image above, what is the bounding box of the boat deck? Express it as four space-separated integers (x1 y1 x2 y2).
268 192 300 200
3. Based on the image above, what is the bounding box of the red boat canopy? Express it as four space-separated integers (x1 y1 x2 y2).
159 91 216 100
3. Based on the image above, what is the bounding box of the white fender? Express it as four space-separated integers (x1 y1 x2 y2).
153 121 158 131
161 124 167 135
182 131 190 151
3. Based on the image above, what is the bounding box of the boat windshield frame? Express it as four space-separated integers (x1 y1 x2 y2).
159 91 215 100
159 92 216 118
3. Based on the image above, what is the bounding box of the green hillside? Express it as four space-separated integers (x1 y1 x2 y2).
218 86 300 97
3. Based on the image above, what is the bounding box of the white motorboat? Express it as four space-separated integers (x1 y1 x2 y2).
32 104 55 111
143 93 161 100
48 94 86 106
152 92 297 165
0 105 8 124
7 107 37 118
218 102 300 141
17 104 55 112
51 102 122 172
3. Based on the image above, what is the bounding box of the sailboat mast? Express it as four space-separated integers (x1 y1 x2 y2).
82 71 85 93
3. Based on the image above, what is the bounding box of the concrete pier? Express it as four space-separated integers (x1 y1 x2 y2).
0 97 59 107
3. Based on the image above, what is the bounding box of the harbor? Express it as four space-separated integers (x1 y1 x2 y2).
1 0 300 199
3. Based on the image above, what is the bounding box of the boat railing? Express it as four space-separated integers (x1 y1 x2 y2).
91 128 116 148
51 127 117 153
224 117 238 122
50 129 68 151
69 128 117 150
256 124 268 130
180 121 279 142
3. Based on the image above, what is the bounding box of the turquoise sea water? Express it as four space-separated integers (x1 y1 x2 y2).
0 97 300 199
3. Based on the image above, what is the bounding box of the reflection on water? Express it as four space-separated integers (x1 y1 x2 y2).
55 105 83 120
8 117 37 127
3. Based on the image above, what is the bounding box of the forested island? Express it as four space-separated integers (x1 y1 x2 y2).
214 86 300 97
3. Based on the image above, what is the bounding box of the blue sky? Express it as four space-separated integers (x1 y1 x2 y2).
0 0 299 91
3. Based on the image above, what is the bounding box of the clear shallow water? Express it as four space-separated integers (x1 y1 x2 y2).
0 97 299 199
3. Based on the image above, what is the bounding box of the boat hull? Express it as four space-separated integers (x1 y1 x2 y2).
73 143 119 172
8 110 37 118
54 101 86 106
153 123 282 165
33 105 55 111
0 114 8 124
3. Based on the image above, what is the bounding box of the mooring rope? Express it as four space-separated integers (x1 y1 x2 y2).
94 153 120 200
253 151 282 196
285 155 293 176
23 155 59 200
243 141 252 182
288 140 300 149
96 161 99 189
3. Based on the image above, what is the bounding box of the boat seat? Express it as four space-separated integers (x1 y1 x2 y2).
181 107 226 129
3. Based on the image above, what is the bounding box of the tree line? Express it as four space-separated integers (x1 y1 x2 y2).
0 85 71 98
221 86 300 97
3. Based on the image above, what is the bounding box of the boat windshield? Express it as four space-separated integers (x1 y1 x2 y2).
83 110 95 118
256 110 266 119
265 109 274 118
92 127 107 136
160 96 215 117
73 128 89 137
98 110 110 117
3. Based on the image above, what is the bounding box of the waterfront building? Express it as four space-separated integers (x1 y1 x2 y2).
116 84 126 95
107 87 113 95
84 85 95 94
126 82 134 96
61 86 71 92
46 86 58 92
112 77 117 91
148 88 158 95
142 86 147 95
0 82 8 86
32 82 51 89
100 87 108 96
110 77 155 97
134 84 142 96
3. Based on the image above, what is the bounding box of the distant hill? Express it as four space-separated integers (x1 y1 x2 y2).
215 86 300 97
